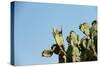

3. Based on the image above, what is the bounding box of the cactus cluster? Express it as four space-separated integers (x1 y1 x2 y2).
42 20 97 63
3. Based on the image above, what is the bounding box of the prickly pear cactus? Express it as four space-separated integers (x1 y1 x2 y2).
52 27 64 46
79 20 97 61
66 31 80 62
79 23 90 36
42 49 53 57
42 20 97 63
91 20 97 53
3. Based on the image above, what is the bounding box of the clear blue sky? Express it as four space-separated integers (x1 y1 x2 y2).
13 1 97 65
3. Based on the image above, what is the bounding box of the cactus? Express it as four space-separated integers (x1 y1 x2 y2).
79 23 90 36
66 31 80 62
42 20 97 63
52 27 67 63
79 20 97 61
42 49 53 57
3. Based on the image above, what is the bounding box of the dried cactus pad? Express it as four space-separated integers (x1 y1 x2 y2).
42 49 53 57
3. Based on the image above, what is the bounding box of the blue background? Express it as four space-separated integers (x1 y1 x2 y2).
13 1 97 65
